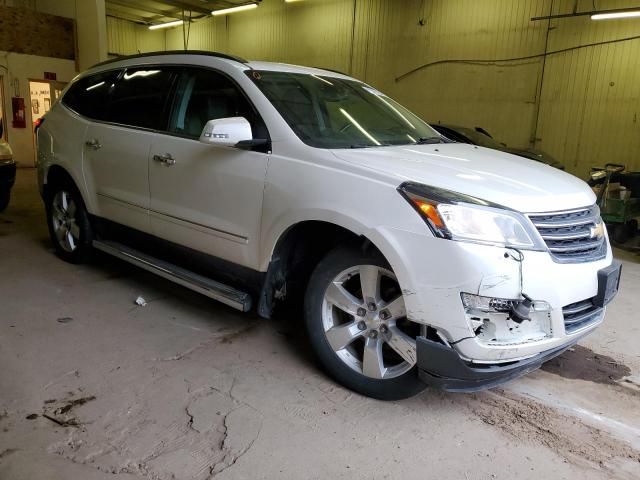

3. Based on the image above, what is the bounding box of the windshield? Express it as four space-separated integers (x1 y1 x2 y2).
247 70 441 149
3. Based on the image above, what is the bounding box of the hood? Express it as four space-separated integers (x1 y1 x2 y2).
331 143 593 213
506 147 565 170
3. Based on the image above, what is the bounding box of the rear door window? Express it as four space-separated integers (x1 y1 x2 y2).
107 67 176 130
62 70 120 121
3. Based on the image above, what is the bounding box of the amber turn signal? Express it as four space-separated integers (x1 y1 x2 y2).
413 200 445 228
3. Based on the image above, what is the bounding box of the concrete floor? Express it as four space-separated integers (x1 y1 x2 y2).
1 169 639 480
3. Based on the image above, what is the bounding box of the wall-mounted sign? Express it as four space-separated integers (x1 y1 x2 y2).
44 72 57 80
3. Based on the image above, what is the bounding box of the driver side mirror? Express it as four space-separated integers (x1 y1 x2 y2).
199 117 252 147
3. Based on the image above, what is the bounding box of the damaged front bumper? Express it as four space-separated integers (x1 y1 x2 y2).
412 260 620 391
377 225 616 363
374 225 620 389
415 335 579 392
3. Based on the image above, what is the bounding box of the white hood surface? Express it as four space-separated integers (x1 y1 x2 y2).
332 143 594 213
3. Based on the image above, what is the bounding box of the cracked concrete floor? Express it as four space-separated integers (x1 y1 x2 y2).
1 169 640 480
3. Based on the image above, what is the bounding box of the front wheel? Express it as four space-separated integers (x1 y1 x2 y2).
304 247 427 400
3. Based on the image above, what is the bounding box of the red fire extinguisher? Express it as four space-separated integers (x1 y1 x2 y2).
12 97 26 129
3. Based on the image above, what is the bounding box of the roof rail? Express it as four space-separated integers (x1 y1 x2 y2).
92 50 248 69
317 67 349 76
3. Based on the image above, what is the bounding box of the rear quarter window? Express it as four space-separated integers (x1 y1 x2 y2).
62 70 121 121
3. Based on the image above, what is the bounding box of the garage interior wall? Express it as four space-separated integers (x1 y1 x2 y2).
107 16 166 56
0 52 77 166
103 0 639 178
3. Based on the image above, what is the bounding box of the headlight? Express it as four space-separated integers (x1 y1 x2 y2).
398 182 545 250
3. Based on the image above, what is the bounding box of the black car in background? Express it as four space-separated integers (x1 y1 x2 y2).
0 119 16 212
431 124 566 170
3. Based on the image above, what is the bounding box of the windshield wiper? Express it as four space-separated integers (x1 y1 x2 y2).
414 137 445 145
349 143 392 149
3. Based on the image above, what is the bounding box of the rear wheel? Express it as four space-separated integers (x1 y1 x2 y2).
45 181 93 263
304 247 427 400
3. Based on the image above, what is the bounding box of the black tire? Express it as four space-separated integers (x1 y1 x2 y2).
304 246 427 400
45 178 93 263
0 190 9 212
625 219 638 238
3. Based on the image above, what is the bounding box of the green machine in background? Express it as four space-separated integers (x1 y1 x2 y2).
589 164 640 244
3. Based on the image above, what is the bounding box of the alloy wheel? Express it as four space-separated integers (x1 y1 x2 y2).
51 190 80 253
321 265 420 379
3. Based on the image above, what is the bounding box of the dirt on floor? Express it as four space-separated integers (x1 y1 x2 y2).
466 389 640 470
541 345 632 385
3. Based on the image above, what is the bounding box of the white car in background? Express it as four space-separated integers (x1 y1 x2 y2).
36 51 620 399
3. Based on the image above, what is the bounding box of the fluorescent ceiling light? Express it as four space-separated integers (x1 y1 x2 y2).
212 3 258 16
124 70 160 80
86 81 105 91
285 0 304 3
591 10 640 20
149 20 183 30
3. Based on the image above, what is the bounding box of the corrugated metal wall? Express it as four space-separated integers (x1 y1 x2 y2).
106 0 640 176
389 0 550 152
161 0 355 72
107 16 164 56
165 15 228 52
536 0 640 175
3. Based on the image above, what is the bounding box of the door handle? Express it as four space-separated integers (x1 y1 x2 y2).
153 153 176 166
85 139 102 150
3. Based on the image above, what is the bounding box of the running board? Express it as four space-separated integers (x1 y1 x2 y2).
93 240 252 312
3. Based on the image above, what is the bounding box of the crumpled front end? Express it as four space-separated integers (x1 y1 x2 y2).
375 210 619 390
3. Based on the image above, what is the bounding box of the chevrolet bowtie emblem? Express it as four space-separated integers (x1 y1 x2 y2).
590 222 605 239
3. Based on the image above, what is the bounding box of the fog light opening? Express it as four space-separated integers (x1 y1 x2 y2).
508 294 533 324
461 293 518 312
462 293 553 345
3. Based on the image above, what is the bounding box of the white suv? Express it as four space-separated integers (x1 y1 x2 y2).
36 51 620 399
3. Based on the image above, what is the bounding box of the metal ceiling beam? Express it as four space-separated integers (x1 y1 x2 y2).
531 6 640 21
149 0 212 15
106 0 183 20
209 1 251 7
106 11 153 24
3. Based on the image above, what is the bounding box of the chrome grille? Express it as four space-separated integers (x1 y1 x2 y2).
562 298 603 334
528 206 606 262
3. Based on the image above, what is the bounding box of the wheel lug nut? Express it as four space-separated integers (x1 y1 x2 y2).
369 330 378 339
357 321 367 331
368 302 377 311
357 307 367 317
380 325 388 333
380 310 390 320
